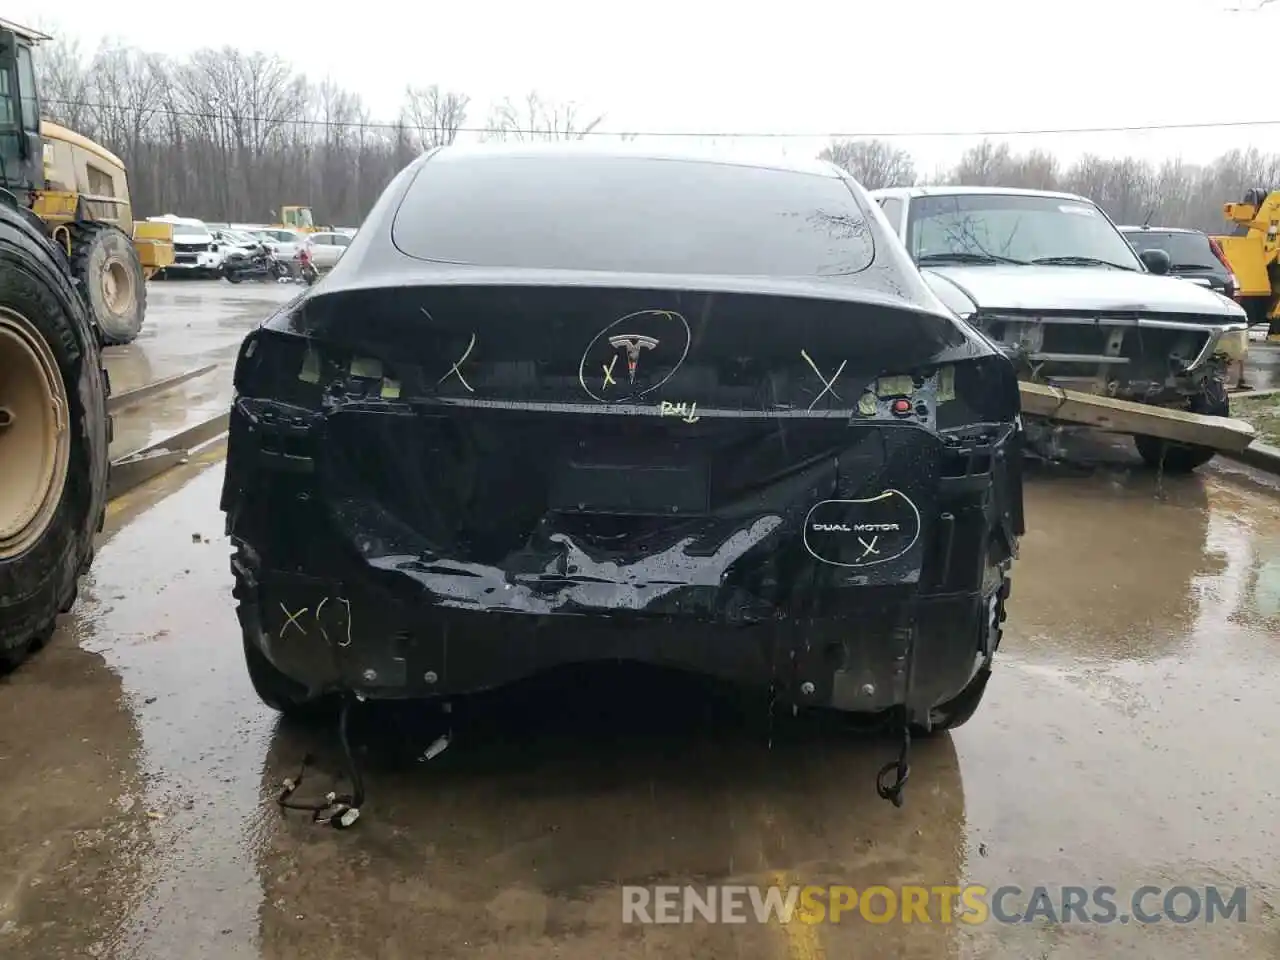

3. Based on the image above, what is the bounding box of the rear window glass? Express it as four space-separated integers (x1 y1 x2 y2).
391 155 875 277
1123 231 1218 270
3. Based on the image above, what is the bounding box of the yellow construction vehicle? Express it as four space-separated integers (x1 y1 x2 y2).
274 205 334 234
0 19 172 347
1213 188 1280 343
1 18 167 672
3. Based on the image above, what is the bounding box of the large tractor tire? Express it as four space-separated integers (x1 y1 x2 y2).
67 222 147 346
0 201 111 670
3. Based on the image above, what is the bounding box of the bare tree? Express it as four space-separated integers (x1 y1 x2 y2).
949 140 1017 185
31 31 93 131
484 91 603 141
85 44 166 159
30 32 1280 238
404 84 469 151
819 139 916 189
1007 149 1060 190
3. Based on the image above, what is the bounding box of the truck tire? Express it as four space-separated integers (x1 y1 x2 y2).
67 222 147 346
1134 380 1229 474
0 203 110 669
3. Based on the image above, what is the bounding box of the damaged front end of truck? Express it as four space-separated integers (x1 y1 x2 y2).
220 275 1024 808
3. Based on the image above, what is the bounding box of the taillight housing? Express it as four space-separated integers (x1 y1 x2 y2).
1207 236 1240 299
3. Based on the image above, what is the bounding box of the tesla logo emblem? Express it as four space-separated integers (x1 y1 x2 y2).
608 335 659 384
578 309 691 403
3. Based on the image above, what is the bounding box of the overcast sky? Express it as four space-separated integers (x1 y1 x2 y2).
17 0 1280 172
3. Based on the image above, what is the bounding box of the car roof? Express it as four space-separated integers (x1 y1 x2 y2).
149 215 209 228
1116 225 1205 235
424 141 847 179
868 184 1094 204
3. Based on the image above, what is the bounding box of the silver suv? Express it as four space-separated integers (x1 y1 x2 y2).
869 185 1250 471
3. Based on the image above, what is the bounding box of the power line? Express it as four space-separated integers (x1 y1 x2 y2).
40 97 1280 139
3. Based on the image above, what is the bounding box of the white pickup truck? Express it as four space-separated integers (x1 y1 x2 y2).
146 215 225 277
868 185 1251 471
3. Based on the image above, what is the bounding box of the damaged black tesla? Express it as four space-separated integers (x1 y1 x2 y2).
220 144 1025 807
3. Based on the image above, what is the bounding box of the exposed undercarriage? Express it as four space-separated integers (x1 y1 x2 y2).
974 310 1244 466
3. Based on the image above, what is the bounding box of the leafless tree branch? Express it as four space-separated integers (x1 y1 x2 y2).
819 139 916 189
28 34 1280 235
483 91 603 142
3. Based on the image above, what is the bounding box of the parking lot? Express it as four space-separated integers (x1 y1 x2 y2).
2 280 1279 959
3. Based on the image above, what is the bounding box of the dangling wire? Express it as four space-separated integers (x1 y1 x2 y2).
876 721 912 808
277 697 365 829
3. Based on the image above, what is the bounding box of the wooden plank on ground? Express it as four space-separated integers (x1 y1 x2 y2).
1019 382 1257 452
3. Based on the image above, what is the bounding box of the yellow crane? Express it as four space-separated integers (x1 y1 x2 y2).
1213 187 1280 343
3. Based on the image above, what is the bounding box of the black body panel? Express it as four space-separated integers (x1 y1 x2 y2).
220 147 1024 726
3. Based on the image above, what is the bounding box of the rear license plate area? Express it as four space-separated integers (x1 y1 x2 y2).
550 457 710 516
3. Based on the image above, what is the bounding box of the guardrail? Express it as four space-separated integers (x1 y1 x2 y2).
107 363 217 413
107 413 229 501
105 364 230 501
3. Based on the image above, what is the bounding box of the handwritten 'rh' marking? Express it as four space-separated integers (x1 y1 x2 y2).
660 401 700 423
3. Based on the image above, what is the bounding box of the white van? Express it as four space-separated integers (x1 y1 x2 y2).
146 215 225 276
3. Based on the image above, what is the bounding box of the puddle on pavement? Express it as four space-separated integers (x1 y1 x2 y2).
101 280 294 399
3 456 1279 958
108 373 237 461
71 466 272 959
48 466 972 959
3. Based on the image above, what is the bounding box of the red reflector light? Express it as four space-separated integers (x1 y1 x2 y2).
891 399 912 415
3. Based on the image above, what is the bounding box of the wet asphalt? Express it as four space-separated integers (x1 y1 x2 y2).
103 280 298 460
2 280 1280 959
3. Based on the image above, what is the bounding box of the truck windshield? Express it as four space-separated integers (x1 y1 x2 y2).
906 193 1143 270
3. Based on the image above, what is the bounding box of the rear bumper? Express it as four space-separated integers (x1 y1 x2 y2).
222 406 1023 721
233 544 1005 716
221 298 1025 720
